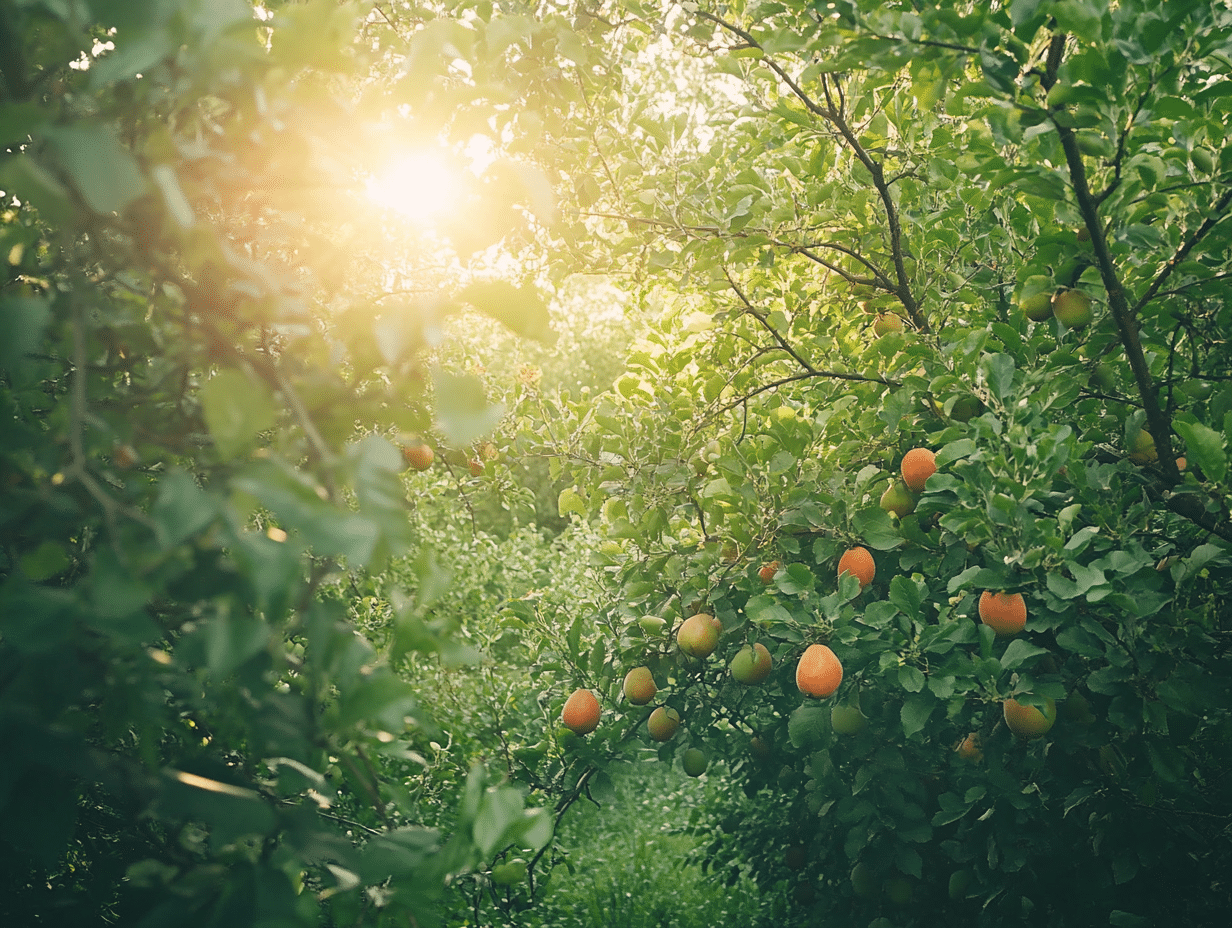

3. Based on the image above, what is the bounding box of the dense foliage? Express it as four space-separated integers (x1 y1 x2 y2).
3 1 1232 927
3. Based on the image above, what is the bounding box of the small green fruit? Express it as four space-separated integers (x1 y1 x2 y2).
880 480 916 518
830 704 866 735
730 643 773 685
492 858 527 885
851 862 878 899
682 747 707 777
1052 288 1093 328
647 706 680 742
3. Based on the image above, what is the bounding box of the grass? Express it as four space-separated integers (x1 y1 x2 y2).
528 761 769 928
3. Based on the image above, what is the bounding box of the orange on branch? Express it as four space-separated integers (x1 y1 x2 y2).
900 447 936 493
796 644 843 698
677 613 720 658
1003 696 1057 739
647 706 680 742
837 546 875 589
978 591 1027 637
561 688 600 735
623 667 656 705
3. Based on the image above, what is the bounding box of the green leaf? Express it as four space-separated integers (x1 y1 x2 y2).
1173 419 1226 483
432 368 506 445
199 368 278 460
984 353 1015 400
43 125 147 216
900 691 935 738
999 638 1048 671
0 296 52 388
459 280 556 345
19 541 70 581
898 665 925 693
852 507 902 551
152 469 220 549
889 575 924 618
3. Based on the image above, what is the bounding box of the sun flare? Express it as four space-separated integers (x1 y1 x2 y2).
365 150 464 225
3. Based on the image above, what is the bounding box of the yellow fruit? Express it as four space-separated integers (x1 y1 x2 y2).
1003 696 1057 739
900 447 936 493
873 313 904 336
647 706 680 741
1129 428 1157 465
1052 288 1093 328
677 613 720 658
730 643 772 685
1020 290 1054 321
561 688 600 735
837 546 875 589
623 667 656 705
796 644 843 698
978 591 1027 637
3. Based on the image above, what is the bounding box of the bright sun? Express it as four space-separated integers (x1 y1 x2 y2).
365 150 464 225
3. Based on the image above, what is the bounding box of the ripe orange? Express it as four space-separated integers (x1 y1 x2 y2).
978 591 1027 636
1003 696 1057 739
561 688 600 735
900 447 936 493
837 546 875 589
401 442 435 471
955 732 982 762
796 644 843 698
623 667 656 705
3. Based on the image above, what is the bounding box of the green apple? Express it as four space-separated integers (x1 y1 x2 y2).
491 858 527 885
730 643 772 684
677 613 720 658
682 747 707 777
950 395 984 422
873 313 904 336
1051 288 1093 328
647 706 680 742
830 704 866 735
1128 428 1157 464
851 862 878 899
879 480 916 518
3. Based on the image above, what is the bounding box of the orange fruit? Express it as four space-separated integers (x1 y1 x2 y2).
647 706 680 741
401 442 435 471
759 560 780 583
623 667 656 705
677 613 720 658
837 546 875 589
796 644 843 698
900 447 936 493
1003 696 1057 739
978 591 1027 636
873 313 904 336
955 732 982 762
561 688 600 735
